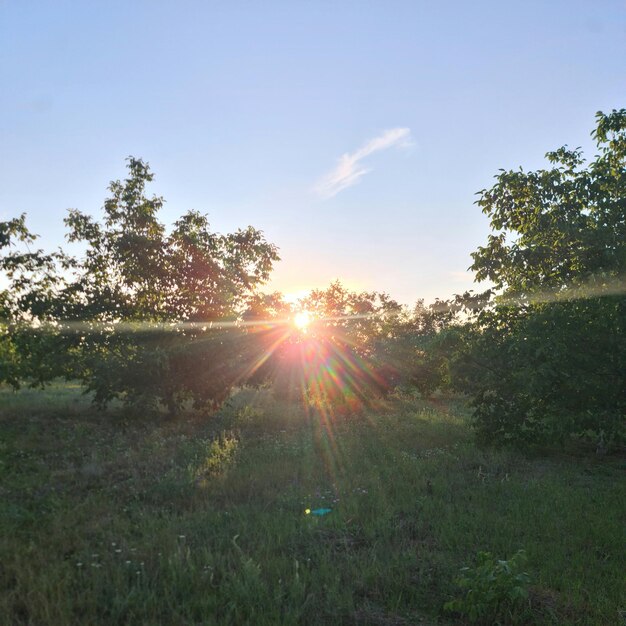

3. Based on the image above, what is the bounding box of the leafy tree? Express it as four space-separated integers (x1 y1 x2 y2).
237 282 405 408
472 111 625 292
377 295 473 397
298 282 404 407
0 215 78 387
462 110 626 445
245 282 461 410
0 158 279 412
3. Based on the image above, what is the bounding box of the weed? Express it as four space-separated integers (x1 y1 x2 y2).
191 431 240 484
444 550 532 624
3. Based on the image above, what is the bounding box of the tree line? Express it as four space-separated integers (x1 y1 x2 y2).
1 110 624 448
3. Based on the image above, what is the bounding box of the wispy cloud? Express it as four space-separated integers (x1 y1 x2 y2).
314 127 412 198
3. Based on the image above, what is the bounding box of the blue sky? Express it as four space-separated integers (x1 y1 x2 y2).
1 0 624 303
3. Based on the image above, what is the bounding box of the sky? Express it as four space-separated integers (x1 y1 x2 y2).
1 0 625 304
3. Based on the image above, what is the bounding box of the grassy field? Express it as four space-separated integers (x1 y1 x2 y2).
0 384 624 625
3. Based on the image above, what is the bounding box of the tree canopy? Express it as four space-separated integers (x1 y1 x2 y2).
1 112 624 447
0 158 279 410
459 109 626 445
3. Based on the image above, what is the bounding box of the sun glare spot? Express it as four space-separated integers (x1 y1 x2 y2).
293 311 311 331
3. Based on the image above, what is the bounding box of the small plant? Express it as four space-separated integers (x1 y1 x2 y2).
444 550 532 624
191 431 240 483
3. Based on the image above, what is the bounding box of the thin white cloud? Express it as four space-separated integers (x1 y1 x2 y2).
314 127 412 199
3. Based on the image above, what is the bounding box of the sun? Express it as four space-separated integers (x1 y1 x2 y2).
293 311 311 331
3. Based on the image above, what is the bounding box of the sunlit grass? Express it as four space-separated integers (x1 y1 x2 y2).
0 385 623 624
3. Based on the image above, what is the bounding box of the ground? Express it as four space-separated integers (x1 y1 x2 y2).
0 384 624 625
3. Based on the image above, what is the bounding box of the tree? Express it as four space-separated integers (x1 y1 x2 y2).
462 110 626 445
244 281 461 410
0 158 280 412
0 215 78 387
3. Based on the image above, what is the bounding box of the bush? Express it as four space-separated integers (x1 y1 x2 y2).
453 298 626 447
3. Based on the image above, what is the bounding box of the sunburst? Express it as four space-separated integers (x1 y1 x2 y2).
293 311 311 331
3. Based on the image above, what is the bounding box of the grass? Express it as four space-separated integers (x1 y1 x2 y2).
0 383 624 625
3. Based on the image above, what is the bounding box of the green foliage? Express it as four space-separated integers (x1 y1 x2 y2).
462 109 626 446
191 431 239 483
451 297 626 446
444 550 532 625
471 110 626 293
372 298 459 397
245 282 459 409
0 158 279 411
3 112 624 435
0 160 467 413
